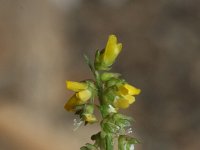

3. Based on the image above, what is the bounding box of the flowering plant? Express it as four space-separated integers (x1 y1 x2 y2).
65 35 141 150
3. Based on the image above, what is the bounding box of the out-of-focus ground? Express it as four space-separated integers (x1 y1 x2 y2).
0 0 200 150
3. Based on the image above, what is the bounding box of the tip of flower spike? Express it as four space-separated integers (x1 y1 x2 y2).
103 34 122 66
108 34 117 41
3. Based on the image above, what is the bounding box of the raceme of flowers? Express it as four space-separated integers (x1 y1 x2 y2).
64 35 141 150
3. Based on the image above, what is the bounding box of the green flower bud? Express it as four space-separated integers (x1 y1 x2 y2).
106 78 125 88
101 72 121 81
118 135 140 150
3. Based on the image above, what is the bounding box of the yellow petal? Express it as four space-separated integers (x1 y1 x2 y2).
114 98 130 109
103 35 122 66
83 114 97 123
76 90 92 102
119 84 141 96
124 95 135 104
64 94 79 112
66 81 88 92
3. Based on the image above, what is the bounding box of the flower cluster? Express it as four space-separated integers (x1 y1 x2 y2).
64 35 141 150
65 81 97 123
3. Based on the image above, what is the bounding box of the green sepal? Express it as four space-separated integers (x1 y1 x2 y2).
113 113 133 122
113 113 133 129
84 104 94 114
85 80 97 101
103 88 116 104
105 78 125 88
101 72 121 81
118 135 140 150
94 49 111 71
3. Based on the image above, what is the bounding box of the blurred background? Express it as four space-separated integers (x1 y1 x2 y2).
0 0 200 150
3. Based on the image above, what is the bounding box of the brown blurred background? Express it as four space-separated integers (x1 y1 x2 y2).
0 0 200 150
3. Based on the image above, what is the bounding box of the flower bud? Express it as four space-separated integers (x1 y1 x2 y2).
95 35 122 70
66 81 88 92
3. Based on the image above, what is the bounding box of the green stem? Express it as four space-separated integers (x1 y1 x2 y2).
84 55 113 150
94 70 104 105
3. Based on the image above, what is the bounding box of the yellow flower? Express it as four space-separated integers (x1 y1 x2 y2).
123 95 136 104
102 35 122 67
64 95 80 111
95 35 122 70
114 98 130 109
83 114 97 123
76 90 92 102
66 81 88 92
65 81 92 112
118 83 141 96
114 83 140 109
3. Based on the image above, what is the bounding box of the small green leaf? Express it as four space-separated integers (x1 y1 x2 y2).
84 54 95 74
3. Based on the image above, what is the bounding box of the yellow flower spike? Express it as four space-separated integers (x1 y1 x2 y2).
64 94 79 112
76 90 92 102
83 114 97 123
119 83 141 96
66 81 88 92
102 35 122 67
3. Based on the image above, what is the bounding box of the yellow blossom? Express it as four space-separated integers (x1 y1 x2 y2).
114 98 130 109
66 81 88 92
118 83 141 96
65 81 93 112
76 90 92 102
95 35 122 70
101 35 122 67
123 95 135 104
114 83 140 109
64 95 80 111
83 114 97 123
